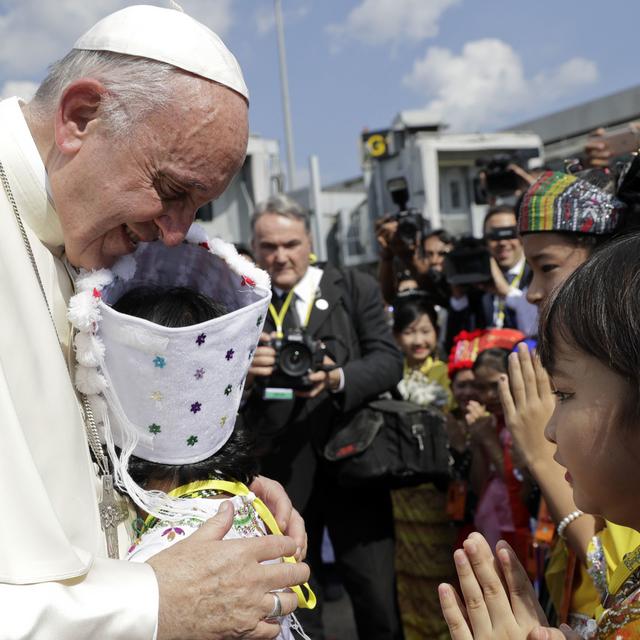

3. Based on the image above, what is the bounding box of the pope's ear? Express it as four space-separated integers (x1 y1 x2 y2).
54 78 107 154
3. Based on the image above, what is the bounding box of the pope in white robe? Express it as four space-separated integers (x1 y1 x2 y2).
0 5 307 639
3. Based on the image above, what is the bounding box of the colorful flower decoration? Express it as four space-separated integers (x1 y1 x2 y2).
241 275 256 287
92 288 102 299
186 435 198 446
190 402 202 414
194 368 205 380
256 315 263 327
196 333 206 346
148 423 162 434
224 384 233 396
150 391 163 401
220 415 228 427
161 526 186 542
153 355 166 368
225 348 235 361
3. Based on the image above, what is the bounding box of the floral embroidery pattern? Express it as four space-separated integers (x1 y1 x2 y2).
225 349 235 361
220 415 228 427
241 275 256 287
150 391 163 401
148 423 161 434
196 333 206 346
190 402 202 414
153 355 166 368
92 288 102 299
161 526 186 542
224 384 233 396
194 368 205 380
186 435 198 446
256 315 263 327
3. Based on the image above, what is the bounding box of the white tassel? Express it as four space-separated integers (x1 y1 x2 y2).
75 269 114 293
75 364 108 395
68 291 101 331
74 331 105 367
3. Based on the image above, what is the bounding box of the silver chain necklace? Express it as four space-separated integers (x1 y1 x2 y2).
0 158 127 558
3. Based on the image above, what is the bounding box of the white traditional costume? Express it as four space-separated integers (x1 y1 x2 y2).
0 4 250 638
66 232 313 640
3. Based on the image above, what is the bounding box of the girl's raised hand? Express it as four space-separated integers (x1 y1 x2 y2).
439 533 549 639
498 343 556 469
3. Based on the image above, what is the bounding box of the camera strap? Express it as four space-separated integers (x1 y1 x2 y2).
269 288 315 338
495 262 525 328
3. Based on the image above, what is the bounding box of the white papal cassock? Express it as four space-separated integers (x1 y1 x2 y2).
0 96 158 638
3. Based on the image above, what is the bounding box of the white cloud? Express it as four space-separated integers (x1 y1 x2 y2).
0 0 234 80
0 80 39 101
327 0 460 47
402 38 599 130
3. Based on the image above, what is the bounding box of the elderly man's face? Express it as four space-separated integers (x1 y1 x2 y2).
50 77 248 269
252 213 311 291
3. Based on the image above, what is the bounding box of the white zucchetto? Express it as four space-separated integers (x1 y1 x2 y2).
73 4 248 101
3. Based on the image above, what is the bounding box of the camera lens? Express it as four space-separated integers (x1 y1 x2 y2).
280 343 312 377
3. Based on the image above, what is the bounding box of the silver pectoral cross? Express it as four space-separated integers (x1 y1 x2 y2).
99 474 129 559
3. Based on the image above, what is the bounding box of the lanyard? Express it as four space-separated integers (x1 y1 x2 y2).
268 289 315 338
144 479 317 610
495 262 525 328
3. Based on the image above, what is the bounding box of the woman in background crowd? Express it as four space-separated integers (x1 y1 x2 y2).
391 296 454 640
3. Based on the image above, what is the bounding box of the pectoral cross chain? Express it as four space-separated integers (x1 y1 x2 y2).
99 474 128 559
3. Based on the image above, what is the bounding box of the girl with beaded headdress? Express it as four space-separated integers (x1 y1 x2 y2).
439 229 640 640
439 166 640 637
67 227 314 639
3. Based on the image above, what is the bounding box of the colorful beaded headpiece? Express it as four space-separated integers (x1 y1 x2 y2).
68 225 270 520
448 328 525 377
518 170 625 236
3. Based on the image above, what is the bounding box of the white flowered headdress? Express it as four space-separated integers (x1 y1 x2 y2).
68 225 270 520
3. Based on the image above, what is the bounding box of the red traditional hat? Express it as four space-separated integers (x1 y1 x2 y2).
448 328 525 376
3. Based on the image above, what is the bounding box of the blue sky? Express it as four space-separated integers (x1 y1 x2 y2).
2 1 640 187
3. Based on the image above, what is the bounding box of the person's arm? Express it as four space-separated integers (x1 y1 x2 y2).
377 254 398 305
341 271 404 412
0 559 158 640
498 344 601 565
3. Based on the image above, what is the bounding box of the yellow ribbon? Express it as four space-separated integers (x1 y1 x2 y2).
145 479 316 610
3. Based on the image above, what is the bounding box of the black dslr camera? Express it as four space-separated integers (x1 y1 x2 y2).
474 150 539 203
268 330 327 391
387 177 425 247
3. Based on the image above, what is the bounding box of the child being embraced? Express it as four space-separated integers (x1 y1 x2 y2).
68 232 314 640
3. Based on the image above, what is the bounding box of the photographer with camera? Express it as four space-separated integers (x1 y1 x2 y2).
241 194 404 640
447 206 538 338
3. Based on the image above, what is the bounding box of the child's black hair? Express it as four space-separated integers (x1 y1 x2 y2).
539 231 640 425
473 348 510 375
113 286 259 487
392 297 439 336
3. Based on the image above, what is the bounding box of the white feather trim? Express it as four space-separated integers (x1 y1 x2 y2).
112 254 137 281
67 291 101 331
208 236 271 290
75 269 114 293
74 331 106 367
75 365 108 395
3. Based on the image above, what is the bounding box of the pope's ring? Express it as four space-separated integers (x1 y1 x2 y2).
267 592 283 619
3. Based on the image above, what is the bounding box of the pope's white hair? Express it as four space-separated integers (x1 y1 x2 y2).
29 49 194 135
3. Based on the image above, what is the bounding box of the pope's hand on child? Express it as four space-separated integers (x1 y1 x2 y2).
148 500 310 640
498 343 556 470
250 474 307 560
